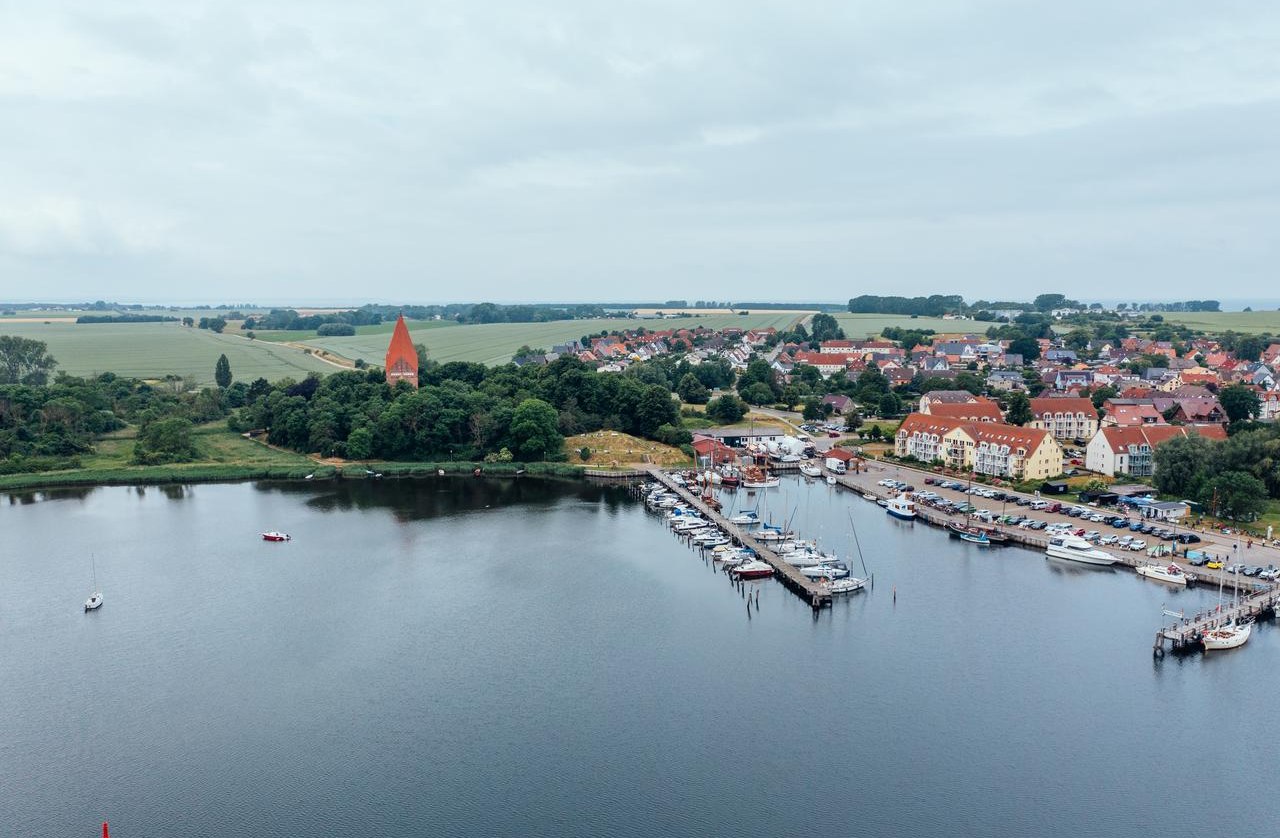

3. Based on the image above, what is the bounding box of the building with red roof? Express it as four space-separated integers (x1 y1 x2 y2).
384 314 419 388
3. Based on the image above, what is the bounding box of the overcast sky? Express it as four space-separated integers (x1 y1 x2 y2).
1 1 1278 305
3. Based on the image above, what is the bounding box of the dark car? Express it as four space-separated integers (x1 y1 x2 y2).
1130 521 1144 531
1187 555 1208 566
924 477 936 485
1140 524 1156 534
1177 534 1201 544
1016 497 1032 506
1243 566 1263 577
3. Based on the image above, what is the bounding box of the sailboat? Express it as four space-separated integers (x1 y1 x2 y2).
947 470 1006 545
1203 558 1252 650
84 553 103 612
824 512 870 595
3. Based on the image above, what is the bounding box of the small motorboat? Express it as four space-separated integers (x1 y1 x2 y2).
959 531 990 546
261 531 292 542
731 560 775 579
1136 562 1190 586
84 591 103 612
862 493 877 501
826 475 837 486
799 463 822 478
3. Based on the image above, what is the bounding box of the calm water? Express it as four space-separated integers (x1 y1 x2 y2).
2 476 1276 837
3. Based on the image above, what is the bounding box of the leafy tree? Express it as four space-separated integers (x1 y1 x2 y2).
1204 470 1268 520
1004 391 1033 425
0 336 58 385
1063 329 1092 352
740 382 777 406
214 353 232 388
1089 385 1118 412
132 417 200 465
809 313 845 342
706 394 747 424
802 397 823 421
635 385 679 436
1219 384 1261 424
1007 336 1041 362
346 426 373 459
676 372 711 405
878 391 901 418
509 398 563 461
1235 335 1263 362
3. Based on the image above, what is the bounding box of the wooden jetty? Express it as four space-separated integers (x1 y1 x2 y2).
583 467 647 481
1153 586 1279 655
644 467 833 608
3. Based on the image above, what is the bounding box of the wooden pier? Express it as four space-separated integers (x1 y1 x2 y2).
1153 588 1279 655
644 467 833 608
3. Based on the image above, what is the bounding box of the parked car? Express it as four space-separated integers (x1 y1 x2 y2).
1206 559 1223 569
1129 521 1144 532
1128 540 1148 551
1177 534 1201 544
1187 554 1208 566
1016 497 1032 506
1243 566 1263 577
1030 521 1047 530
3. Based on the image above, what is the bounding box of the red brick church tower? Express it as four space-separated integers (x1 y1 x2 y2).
384 314 419 388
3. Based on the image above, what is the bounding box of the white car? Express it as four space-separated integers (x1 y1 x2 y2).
1100 535 1119 545
1118 535 1133 545
1083 531 1101 542
1128 540 1147 551
1087 514 1106 523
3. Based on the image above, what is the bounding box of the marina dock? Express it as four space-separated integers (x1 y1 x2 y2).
643 467 834 608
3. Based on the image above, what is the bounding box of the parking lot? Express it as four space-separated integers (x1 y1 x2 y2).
846 460 1280 580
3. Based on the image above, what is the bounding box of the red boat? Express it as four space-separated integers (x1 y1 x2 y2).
261 531 291 542
731 560 774 579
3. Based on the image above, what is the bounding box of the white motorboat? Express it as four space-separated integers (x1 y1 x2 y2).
1203 619 1252 650
1136 562 1189 586
799 463 822 478
825 577 867 595
826 476 837 486
884 495 916 521
862 493 876 501
1045 534 1117 566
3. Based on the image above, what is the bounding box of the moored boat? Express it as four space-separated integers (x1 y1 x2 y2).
801 561 851 579
731 560 774 579
825 577 867 595
1203 619 1252 650
1045 534 1117 566
728 510 759 525
959 531 990 546
884 495 916 520
261 531 291 542
826 475 837 486
1136 562 1190 586
799 463 822 478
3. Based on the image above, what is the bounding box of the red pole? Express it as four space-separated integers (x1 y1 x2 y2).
103 823 110 838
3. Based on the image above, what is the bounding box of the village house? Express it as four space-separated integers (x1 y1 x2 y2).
1101 401 1167 427
1085 425 1226 477
925 399 1005 423
1028 397 1100 441
918 390 979 412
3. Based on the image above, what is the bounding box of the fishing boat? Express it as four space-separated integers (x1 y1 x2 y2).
1136 562 1190 586
261 531 291 542
799 462 822 478
948 522 1008 545
1045 534 1117 566
958 530 990 546
740 466 780 489
884 495 916 521
731 560 774 579
84 554 102 612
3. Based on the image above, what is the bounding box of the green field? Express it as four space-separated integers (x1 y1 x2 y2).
1158 311 1280 335
833 313 998 337
304 312 805 366
236 318 460 343
0 321 335 384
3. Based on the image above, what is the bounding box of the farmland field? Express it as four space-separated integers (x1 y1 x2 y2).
833 313 999 337
0 322 334 384
235 318 461 342
304 312 806 366
1158 311 1280 335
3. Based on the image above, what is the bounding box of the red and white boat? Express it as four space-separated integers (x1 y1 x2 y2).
261 531 291 542
731 560 774 579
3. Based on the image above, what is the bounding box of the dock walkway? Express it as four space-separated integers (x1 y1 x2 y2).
644 467 833 608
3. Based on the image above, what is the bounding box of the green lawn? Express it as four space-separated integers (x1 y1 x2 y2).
304 312 805 366
833 313 999 338
1158 311 1280 335
0 321 334 384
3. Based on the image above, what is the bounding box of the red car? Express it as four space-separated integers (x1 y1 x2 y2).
827 431 841 438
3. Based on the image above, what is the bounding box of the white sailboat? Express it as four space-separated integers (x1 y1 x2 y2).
1203 560 1252 650
84 553 103 612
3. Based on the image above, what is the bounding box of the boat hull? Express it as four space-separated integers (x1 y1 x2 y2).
1135 565 1188 586
885 509 916 521
1203 622 1252 650
732 568 774 579
1045 545 1117 565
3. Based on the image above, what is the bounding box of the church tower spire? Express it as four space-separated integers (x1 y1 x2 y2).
384 314 419 388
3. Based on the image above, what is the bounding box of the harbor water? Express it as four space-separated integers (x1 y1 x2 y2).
2 476 1276 837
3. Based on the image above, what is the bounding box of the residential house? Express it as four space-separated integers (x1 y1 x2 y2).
1085 425 1225 477
918 390 979 411
1028 397 1100 441
988 370 1027 391
1101 401 1167 427
895 413 1062 480
821 394 855 415
926 398 1005 423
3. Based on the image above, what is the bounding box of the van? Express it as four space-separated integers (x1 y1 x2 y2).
1029 500 1049 511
